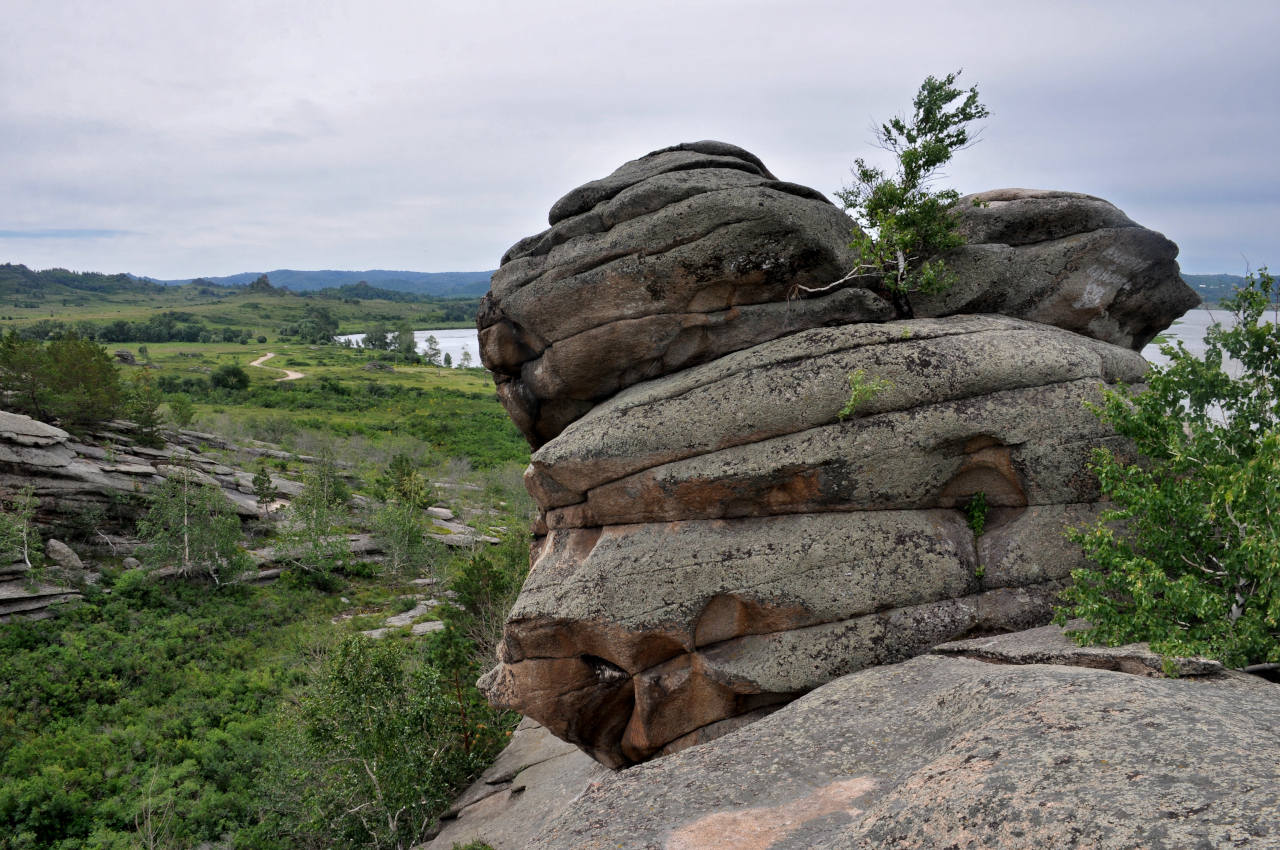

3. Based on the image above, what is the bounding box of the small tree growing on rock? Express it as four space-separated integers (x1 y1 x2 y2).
809 70 988 318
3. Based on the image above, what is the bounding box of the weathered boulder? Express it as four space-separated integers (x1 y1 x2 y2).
527 315 1145 523
483 315 1148 766
480 141 892 446
916 189 1199 348
481 148 1194 447
478 144 1198 770
516 645 1278 849
44 538 84 571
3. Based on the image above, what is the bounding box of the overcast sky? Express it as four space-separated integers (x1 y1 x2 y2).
2 0 1276 280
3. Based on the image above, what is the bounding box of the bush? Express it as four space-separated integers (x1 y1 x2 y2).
825 70 988 318
268 635 508 849
137 468 252 584
1057 270 1280 668
210 364 250 391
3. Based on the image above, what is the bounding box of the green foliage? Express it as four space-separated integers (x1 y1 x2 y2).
394 324 417 362
832 70 988 317
253 462 276 517
0 487 43 570
0 578 324 849
963 491 988 537
210 363 250 391
838 369 893 421
125 371 166 447
436 534 530 666
137 468 251 584
371 499 433 578
1058 270 1280 668
423 334 442 366
166 393 196 429
280 449 353 580
269 634 507 850
0 331 123 428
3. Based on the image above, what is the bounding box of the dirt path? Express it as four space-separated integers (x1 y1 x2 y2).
248 352 305 381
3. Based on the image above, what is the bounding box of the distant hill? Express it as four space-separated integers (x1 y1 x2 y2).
1181 273 1246 307
1 262 166 299
144 269 495 297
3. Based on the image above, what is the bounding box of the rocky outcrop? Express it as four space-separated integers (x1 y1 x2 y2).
479 141 893 447
442 628 1277 850
479 152 1196 448
421 718 609 850
477 143 1198 768
522 640 1279 850
0 411 285 532
916 189 1199 349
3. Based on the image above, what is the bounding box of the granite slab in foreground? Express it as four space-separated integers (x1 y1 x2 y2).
439 626 1279 850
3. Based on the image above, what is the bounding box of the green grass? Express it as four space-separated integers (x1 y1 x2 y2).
123 341 529 474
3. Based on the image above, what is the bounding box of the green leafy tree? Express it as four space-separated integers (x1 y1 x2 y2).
423 335 442 366
210 364 251 391
0 331 51 419
281 636 496 850
394 323 417 361
253 463 276 518
138 467 250 584
364 321 390 350
1057 270 1280 669
280 449 352 579
0 331 123 427
816 70 989 318
44 333 123 427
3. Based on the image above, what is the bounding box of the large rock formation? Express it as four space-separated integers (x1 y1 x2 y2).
478 142 1198 768
431 628 1279 850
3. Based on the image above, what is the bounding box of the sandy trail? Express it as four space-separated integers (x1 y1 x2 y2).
248 352 305 381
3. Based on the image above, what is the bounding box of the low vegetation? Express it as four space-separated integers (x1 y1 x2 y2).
0 279 534 848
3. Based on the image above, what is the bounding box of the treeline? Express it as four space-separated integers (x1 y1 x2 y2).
6 303 338 346
10 313 263 345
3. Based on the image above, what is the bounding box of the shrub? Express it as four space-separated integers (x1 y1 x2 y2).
210 364 250 391
1057 270 1280 668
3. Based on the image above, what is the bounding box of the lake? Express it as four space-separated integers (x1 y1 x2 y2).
336 327 480 367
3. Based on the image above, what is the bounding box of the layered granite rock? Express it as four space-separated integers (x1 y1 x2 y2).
479 147 1196 447
479 141 894 447
917 189 1199 349
478 143 1198 768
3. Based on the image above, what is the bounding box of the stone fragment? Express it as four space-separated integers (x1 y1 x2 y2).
44 539 84 571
